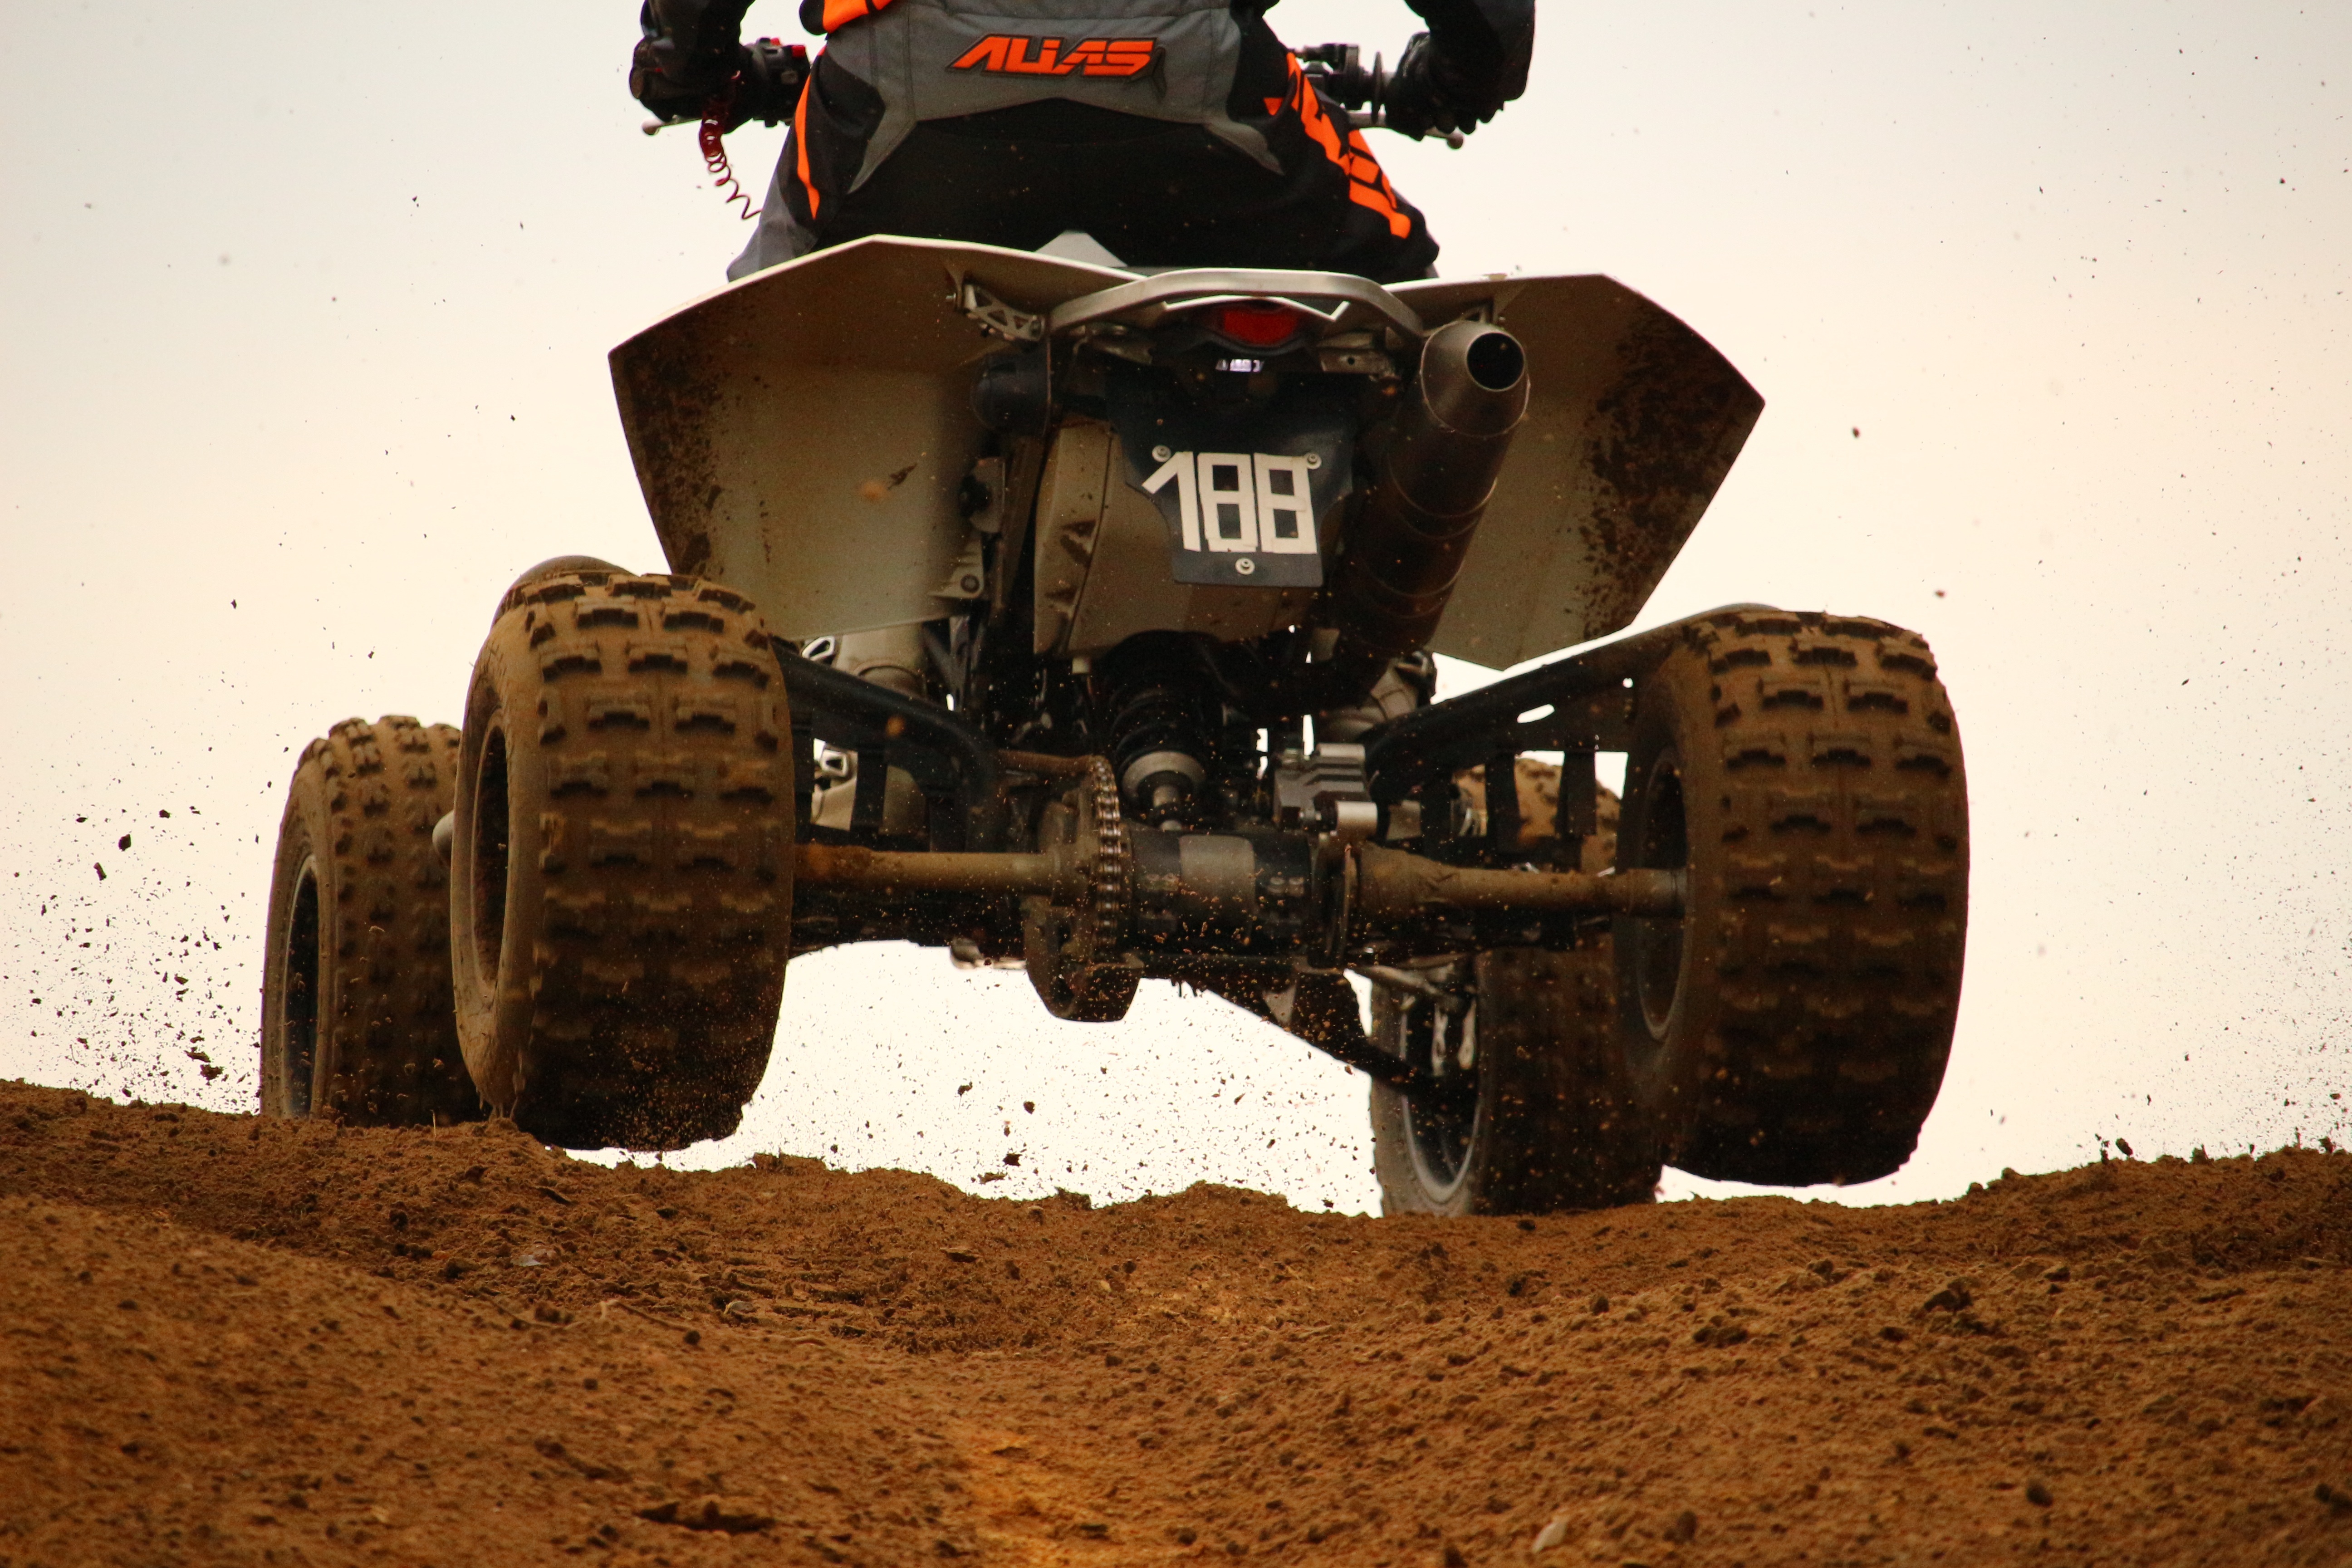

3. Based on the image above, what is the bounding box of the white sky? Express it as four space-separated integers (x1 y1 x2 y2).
2 0 2347 1211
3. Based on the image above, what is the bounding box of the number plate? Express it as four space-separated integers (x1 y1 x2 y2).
1107 366 1353 589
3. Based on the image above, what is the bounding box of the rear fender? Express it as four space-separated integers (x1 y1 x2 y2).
610 238 1132 641
611 241 1761 665
1391 277 1763 669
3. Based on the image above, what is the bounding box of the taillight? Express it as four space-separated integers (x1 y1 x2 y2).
1211 304 1304 349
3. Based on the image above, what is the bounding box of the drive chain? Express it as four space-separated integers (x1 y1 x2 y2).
1084 755 1131 961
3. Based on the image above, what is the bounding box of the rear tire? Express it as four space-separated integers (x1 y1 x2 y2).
1371 943 1660 1216
1373 763 1649 1216
449 569 795 1150
261 716 476 1125
1458 756 1622 865
1615 609 1968 1186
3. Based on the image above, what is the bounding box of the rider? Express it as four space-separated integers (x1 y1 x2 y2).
630 0 1532 285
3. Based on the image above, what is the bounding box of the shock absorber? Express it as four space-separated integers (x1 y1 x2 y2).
1097 634 1220 829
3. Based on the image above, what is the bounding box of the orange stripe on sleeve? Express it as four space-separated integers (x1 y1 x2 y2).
820 0 906 31
1286 58 1349 165
1346 180 1411 238
793 76 818 216
1286 57 1411 239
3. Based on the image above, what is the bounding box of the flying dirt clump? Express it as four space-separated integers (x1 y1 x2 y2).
4 1080 2351 1566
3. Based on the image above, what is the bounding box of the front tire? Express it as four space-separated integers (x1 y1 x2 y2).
449 569 794 1150
1616 609 1969 1186
261 716 476 1125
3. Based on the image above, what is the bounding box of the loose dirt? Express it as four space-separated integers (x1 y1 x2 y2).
3 1080 2348 1567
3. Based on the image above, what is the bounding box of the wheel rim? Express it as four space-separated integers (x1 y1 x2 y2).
282 856 320 1117
1629 750 1689 1042
1400 994 1482 1196
470 724 511 985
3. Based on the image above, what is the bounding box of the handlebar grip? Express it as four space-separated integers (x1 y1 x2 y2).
733 38 810 127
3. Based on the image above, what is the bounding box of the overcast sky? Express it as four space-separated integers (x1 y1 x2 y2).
2 0 2346 1210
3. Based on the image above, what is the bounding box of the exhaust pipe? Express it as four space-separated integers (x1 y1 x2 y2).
1324 320 1530 657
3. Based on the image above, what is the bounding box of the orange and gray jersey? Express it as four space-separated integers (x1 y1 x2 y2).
809 0 1278 188
728 0 1441 282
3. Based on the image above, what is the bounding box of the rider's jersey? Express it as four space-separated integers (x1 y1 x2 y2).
808 0 1279 191
721 0 1521 279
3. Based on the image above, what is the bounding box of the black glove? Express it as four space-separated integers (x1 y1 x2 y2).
629 0 755 122
1385 0 1533 140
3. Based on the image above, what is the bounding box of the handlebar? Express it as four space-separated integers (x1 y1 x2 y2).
1295 42 1387 112
1295 41 1467 151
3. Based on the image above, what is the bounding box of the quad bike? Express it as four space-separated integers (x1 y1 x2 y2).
261 81 1968 1213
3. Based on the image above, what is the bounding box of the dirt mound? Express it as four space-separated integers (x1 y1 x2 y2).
4 1080 2349 1567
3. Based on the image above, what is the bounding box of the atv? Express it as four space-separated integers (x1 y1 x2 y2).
260 190 1967 1216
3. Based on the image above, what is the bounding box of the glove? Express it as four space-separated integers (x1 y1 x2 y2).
629 0 755 122
1382 33 1476 139
1385 0 1533 139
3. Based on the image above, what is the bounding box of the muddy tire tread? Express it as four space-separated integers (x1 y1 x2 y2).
263 715 476 1125
1372 938 1661 1217
1622 609 1968 1185
452 571 793 1151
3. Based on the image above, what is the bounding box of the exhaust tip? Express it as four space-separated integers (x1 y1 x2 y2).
1464 329 1527 392
1416 320 1531 437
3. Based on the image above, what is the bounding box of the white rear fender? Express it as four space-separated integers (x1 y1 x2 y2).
609 237 1761 666
611 238 1133 642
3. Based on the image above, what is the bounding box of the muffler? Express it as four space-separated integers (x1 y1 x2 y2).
1324 319 1530 656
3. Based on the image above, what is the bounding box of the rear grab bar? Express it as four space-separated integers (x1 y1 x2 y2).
1046 268 1427 340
